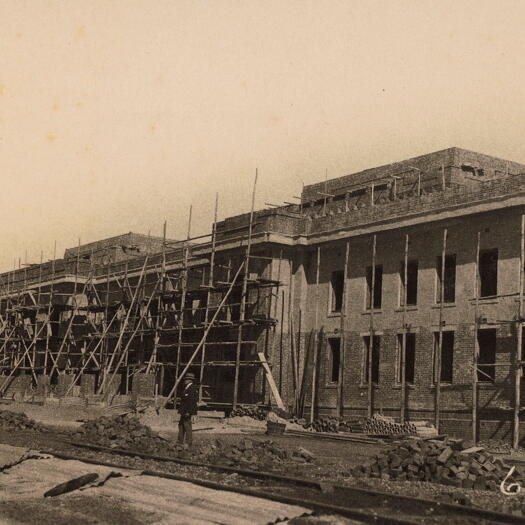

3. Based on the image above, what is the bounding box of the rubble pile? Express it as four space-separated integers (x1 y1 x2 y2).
353 437 524 490
72 414 173 453
228 405 268 421
73 414 315 472
198 438 314 470
0 409 45 431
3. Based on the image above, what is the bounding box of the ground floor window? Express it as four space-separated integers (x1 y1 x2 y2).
363 335 380 384
477 328 496 382
327 337 341 383
433 331 454 383
397 333 416 384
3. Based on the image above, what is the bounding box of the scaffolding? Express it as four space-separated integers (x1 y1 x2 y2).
0 183 283 410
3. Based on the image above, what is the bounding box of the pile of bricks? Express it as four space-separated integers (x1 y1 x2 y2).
201 438 314 470
73 414 314 471
353 437 524 490
72 413 173 453
0 409 45 432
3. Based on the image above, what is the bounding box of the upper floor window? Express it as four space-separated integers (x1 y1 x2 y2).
330 270 344 313
479 248 498 297
436 254 456 303
366 264 383 309
400 259 418 306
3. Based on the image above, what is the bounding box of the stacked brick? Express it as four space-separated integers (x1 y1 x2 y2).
353 437 524 490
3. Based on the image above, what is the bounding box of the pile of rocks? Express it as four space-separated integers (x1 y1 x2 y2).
73 413 315 472
353 437 524 490
228 405 268 421
199 438 314 470
72 413 173 454
0 409 44 431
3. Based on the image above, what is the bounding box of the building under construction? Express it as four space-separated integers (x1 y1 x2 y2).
2 147 525 446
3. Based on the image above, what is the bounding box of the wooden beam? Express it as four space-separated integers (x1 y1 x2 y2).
368 234 377 418
435 228 448 432
337 240 350 419
514 213 525 449
233 170 257 409
473 231 481 443
400 234 409 423
257 352 285 410
310 246 321 423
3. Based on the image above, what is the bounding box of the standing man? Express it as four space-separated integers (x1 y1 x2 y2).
177 372 198 448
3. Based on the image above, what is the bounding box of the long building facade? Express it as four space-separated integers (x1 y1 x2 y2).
2 147 525 444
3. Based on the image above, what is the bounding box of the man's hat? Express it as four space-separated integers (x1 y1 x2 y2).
184 372 195 380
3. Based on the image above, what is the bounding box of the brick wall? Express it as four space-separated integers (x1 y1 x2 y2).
268 205 525 442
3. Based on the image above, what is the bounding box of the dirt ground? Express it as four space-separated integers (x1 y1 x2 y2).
3 401 525 522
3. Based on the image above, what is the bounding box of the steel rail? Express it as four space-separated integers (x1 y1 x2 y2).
42 448 423 525
63 441 524 524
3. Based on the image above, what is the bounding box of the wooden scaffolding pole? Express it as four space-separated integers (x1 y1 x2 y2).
473 231 481 443
175 207 192 387
146 222 167 375
164 262 245 406
97 257 149 394
48 265 93 378
336 240 350 419
514 213 525 449
199 193 219 401
400 233 409 423
310 246 321 423
63 310 120 397
287 251 296 410
233 170 257 409
43 242 56 373
435 228 448 432
367 234 377 418
104 278 160 401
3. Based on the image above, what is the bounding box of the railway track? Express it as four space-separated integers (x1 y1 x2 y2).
39 440 524 525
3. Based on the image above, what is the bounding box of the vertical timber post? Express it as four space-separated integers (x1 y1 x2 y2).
514 214 525 449
435 228 448 432
400 233 409 423
233 170 257 409
368 234 377 418
473 231 481 443
337 240 349 419
310 246 321 423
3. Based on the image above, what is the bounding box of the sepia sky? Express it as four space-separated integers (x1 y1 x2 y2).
2 0 525 271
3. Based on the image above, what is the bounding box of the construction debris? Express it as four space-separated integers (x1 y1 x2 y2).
0 410 45 432
199 438 315 470
73 413 315 472
352 437 525 490
44 473 100 497
72 414 171 454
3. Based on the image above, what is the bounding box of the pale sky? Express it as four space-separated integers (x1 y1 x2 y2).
2 0 525 271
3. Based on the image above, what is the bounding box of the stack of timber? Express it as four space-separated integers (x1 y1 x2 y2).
352 437 524 490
